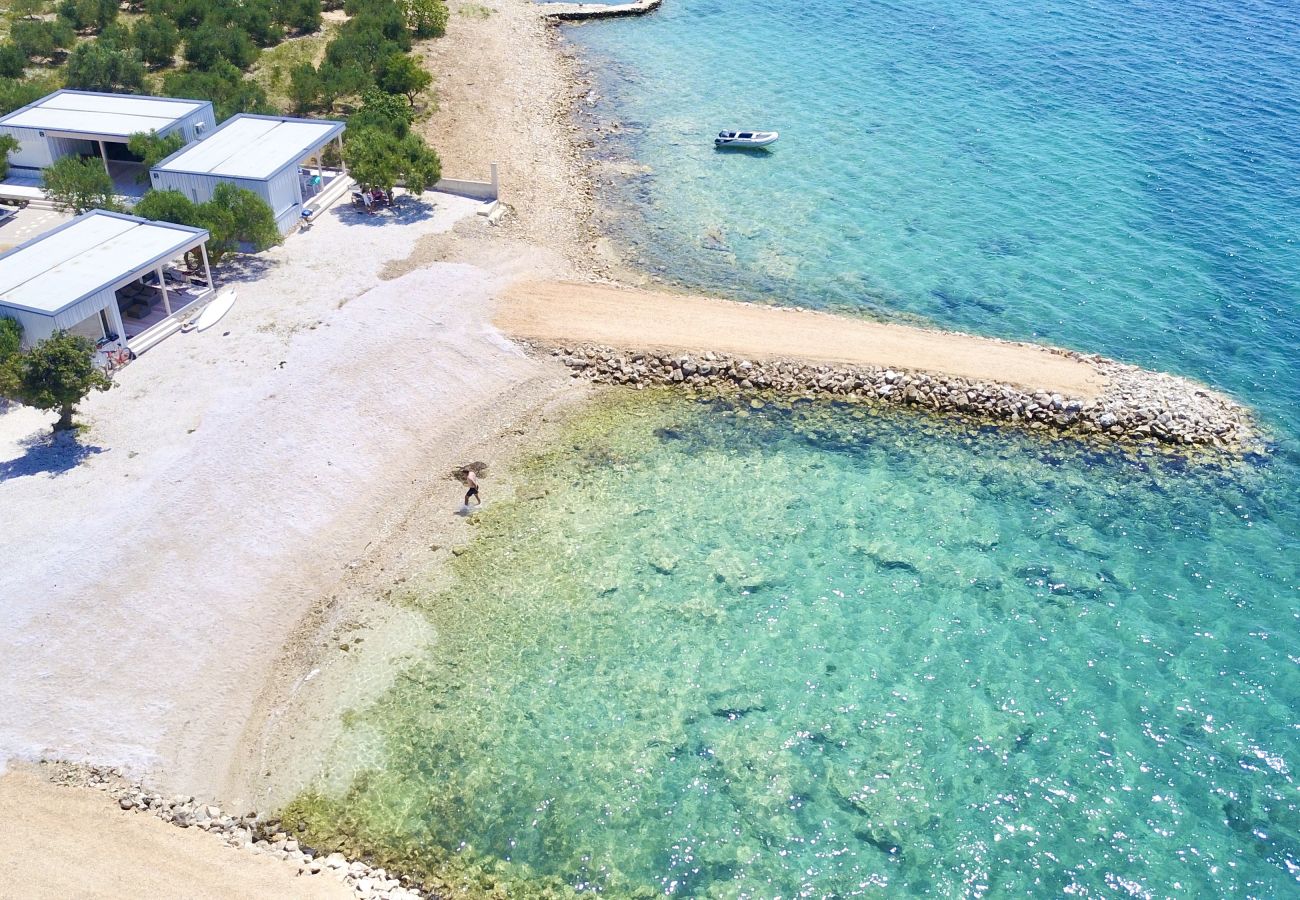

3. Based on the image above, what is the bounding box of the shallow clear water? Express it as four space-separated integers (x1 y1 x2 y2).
301 397 1299 896
291 0 1300 895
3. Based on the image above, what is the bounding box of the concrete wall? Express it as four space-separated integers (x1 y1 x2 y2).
433 164 499 201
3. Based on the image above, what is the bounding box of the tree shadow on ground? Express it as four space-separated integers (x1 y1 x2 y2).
332 197 439 228
212 254 280 284
0 429 104 481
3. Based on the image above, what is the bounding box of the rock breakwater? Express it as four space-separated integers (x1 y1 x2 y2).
544 343 1261 451
44 763 429 900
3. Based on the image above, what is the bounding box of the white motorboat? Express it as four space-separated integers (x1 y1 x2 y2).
714 130 779 149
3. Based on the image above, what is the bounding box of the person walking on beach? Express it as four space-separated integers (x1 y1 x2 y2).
463 468 481 506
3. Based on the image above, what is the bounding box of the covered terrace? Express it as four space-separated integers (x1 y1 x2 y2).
0 210 214 363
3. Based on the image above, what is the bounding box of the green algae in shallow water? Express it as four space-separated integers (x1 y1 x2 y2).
288 391 1299 897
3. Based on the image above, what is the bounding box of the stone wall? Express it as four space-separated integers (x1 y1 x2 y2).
541 343 1262 452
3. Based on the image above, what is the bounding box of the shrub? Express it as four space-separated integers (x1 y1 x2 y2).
64 40 147 92
278 0 324 34
58 0 119 33
376 51 430 105
288 63 324 113
10 18 75 61
0 134 20 180
404 0 449 38
351 89 414 136
6 331 113 432
203 182 282 258
41 156 120 215
0 317 25 399
138 184 282 263
133 15 181 68
183 21 259 71
133 188 202 227
164 61 273 121
225 0 284 47
127 129 185 175
0 44 26 79
0 76 60 116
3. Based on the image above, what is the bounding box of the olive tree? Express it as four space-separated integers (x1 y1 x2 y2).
8 331 113 432
127 130 185 171
376 52 431 106
42 156 120 215
0 317 23 397
63 40 147 92
0 134 20 180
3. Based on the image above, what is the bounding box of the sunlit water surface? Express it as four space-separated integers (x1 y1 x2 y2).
291 0 1300 894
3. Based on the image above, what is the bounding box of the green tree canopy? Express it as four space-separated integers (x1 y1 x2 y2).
0 317 25 398
288 63 324 114
0 134 20 180
7 331 113 431
64 40 147 92
376 52 431 105
344 126 441 195
350 89 415 136
9 0 50 20
204 182 281 258
10 18 75 61
132 14 181 67
133 188 202 227
404 0 449 38
163 61 273 121
183 21 259 70
137 185 281 263
0 44 26 79
277 0 323 34
58 0 119 33
222 0 284 48
147 0 207 30
0 316 22 363
41 156 119 215
0 75 60 116
126 130 185 180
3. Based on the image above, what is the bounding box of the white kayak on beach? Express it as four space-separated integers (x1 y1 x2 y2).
715 130 779 148
195 287 237 332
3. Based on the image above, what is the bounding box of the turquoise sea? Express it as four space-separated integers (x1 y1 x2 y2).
290 0 1300 895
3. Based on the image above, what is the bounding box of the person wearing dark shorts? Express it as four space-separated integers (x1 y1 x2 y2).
464 468 481 506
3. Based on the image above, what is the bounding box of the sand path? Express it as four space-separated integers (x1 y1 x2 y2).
497 281 1109 398
0 770 351 900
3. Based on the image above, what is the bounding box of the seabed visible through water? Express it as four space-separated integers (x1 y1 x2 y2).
284 390 1299 897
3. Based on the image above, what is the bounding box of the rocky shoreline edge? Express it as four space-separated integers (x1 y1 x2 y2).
539 343 1264 453
41 763 430 900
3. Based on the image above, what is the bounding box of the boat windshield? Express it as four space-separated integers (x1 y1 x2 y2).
739 133 753 139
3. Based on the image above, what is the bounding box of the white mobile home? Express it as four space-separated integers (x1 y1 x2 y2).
0 90 214 186
150 114 346 235
0 210 214 357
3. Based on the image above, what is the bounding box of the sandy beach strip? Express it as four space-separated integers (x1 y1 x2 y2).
497 280 1109 399
0 768 352 900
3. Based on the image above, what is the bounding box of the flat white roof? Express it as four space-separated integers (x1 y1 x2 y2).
154 114 345 181
0 90 209 141
0 211 207 317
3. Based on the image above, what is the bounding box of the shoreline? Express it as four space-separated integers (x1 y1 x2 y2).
0 0 1277 895
497 281 1261 450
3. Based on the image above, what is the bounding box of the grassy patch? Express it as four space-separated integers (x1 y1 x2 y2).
456 3 495 18
246 23 340 114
